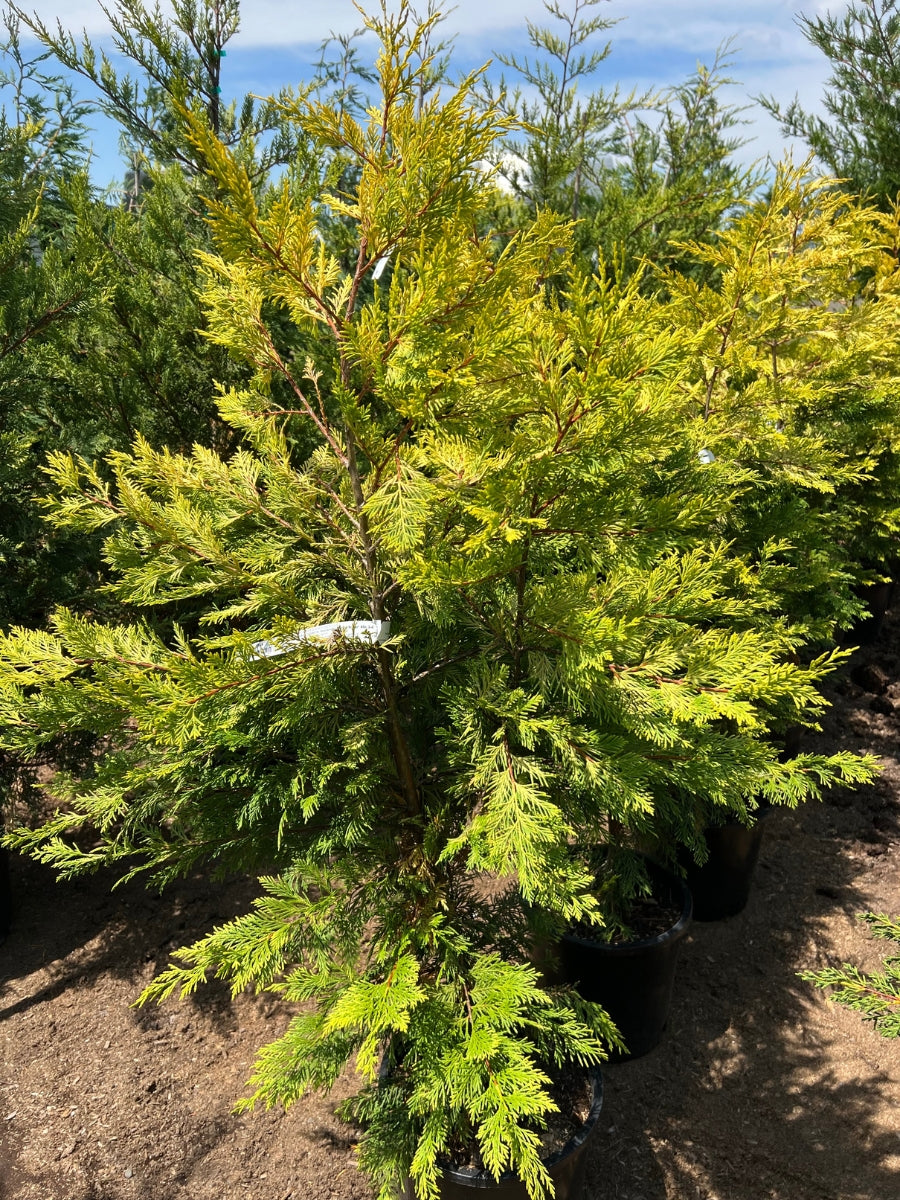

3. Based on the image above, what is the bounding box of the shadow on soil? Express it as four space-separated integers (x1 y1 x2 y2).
0 854 259 1022
0 856 266 1198
582 613 900 1200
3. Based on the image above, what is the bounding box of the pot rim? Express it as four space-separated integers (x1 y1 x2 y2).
437 1064 603 1186
562 861 693 954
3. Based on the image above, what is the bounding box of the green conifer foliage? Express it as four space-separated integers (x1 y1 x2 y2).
0 9 92 180
657 163 900 634
481 2 753 277
24 165 250 460
761 0 900 207
480 0 627 221
0 16 101 630
801 914 900 1037
593 44 758 280
0 8 878 1196
9 0 302 179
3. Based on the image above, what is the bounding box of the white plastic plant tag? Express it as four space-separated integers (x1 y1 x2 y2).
698 448 716 465
251 620 391 660
372 252 392 280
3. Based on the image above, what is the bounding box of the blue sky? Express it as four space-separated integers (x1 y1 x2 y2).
13 0 841 188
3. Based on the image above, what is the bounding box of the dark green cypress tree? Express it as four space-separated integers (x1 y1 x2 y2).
479 1 755 278
0 11 98 630
760 0 900 206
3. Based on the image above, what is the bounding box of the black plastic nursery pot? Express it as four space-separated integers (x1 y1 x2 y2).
680 806 773 922
402 1067 603 1200
558 861 692 1063
844 579 893 645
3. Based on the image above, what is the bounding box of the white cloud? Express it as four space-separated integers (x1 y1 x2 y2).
21 1 837 50
18 0 843 69
11 1 106 35
601 1 805 50
24 0 547 42
17 0 845 177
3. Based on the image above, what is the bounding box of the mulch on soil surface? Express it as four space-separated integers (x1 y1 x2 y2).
2 610 900 1200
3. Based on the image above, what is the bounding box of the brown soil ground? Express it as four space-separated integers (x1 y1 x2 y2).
2 611 900 1200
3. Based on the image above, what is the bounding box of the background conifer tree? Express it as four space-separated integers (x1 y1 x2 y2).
9 0 302 178
480 0 754 278
761 0 900 207
4 0 299 466
0 9 98 629
657 163 900 637
593 44 757 281
479 0 628 222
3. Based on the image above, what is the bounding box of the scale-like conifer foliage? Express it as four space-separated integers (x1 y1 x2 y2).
480 2 753 279
0 6 878 1197
761 0 900 207
801 914 900 1038
0 25 100 630
658 164 900 635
